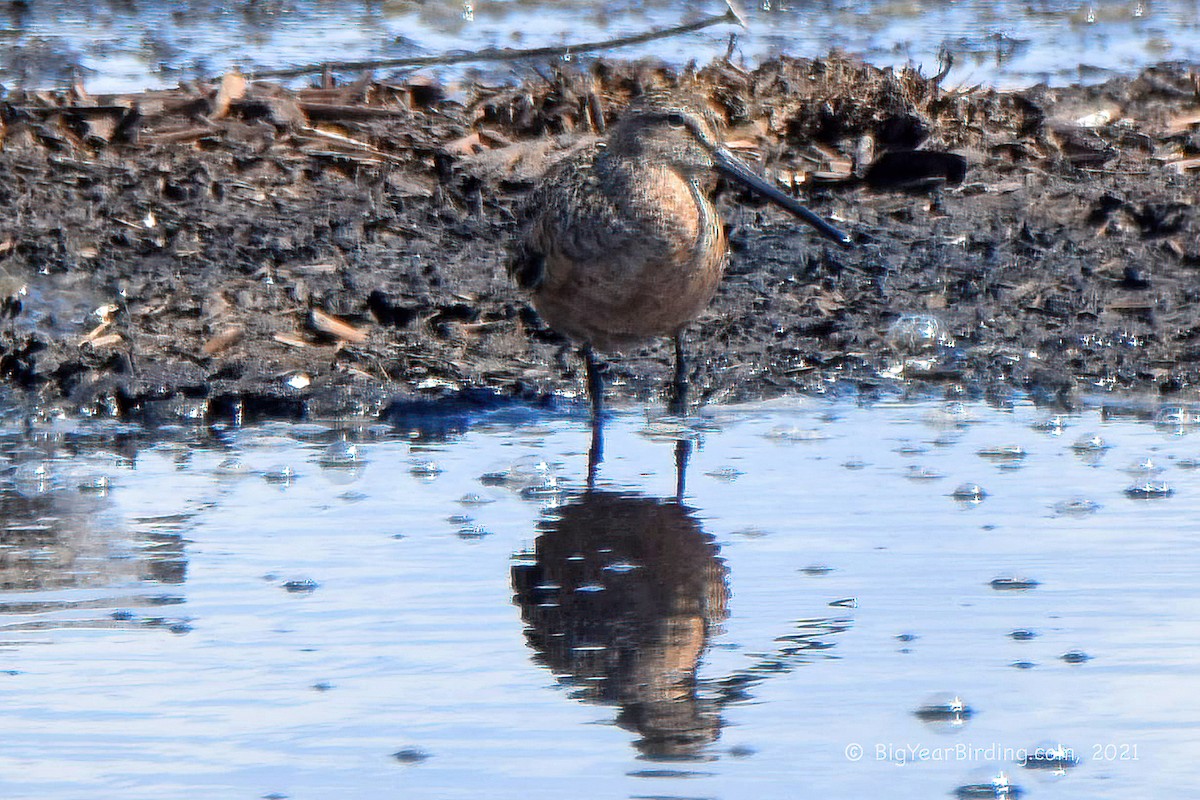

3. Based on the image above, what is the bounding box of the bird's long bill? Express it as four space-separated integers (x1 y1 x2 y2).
712 147 852 247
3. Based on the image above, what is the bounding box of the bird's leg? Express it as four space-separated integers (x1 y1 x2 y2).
582 345 605 485
669 331 689 416
674 437 692 502
582 345 604 420
587 410 604 489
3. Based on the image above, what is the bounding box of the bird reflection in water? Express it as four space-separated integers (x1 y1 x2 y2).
511 472 729 757
513 423 853 757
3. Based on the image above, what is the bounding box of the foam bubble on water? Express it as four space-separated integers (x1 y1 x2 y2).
887 314 952 354
762 426 828 442
1059 649 1091 664
955 766 1023 799
409 459 444 479
12 461 54 495
457 525 491 540
977 445 1027 461
990 576 1039 590
76 474 113 495
1051 497 1101 516
1032 415 1069 434
263 465 298 485
951 482 988 503
318 441 363 468
705 466 745 482
214 457 249 476
1124 481 1174 498
1019 740 1079 774
518 476 570 502
925 401 977 428
481 455 560 490
906 465 945 480
1154 403 1200 431
1070 433 1110 452
914 692 975 731
1122 456 1162 476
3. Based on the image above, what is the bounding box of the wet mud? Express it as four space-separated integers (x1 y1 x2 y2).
1 56 1198 422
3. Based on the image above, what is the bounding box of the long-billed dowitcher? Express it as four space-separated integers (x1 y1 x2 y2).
510 100 850 417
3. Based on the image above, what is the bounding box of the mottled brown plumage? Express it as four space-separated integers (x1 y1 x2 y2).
511 101 850 416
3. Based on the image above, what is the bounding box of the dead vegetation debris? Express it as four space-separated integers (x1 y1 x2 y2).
0 54 1198 421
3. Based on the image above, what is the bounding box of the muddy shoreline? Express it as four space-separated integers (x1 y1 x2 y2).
1 56 1198 423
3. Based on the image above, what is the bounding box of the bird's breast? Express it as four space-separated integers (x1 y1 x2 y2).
530 165 728 352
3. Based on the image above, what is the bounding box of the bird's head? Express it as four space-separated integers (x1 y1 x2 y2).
606 103 725 180
606 99 852 247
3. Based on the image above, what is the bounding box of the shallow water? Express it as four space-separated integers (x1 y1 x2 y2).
0 0 1197 92
0 396 1196 798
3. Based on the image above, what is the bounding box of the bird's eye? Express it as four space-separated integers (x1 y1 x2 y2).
665 112 687 128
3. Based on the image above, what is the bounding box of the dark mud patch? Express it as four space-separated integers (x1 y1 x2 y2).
1 56 1198 422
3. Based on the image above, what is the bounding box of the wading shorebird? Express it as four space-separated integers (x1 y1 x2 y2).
510 100 851 418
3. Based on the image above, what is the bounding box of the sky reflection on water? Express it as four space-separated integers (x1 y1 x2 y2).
0 397 1196 797
0 0 1197 92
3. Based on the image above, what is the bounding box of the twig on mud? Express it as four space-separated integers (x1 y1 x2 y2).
310 309 368 344
251 2 746 80
298 102 409 120
932 49 954 86
723 32 738 62
1166 157 1200 173
143 126 219 145
295 125 399 158
274 332 311 349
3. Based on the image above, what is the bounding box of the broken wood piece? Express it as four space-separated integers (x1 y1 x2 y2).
298 102 409 120
303 150 386 166
1106 299 1156 311
444 131 486 157
443 128 513 157
273 332 311 348
82 321 110 342
286 263 340 274
84 332 124 348
1167 157 1200 173
294 127 407 165
310 309 368 343
202 326 245 355
298 125 375 150
82 114 119 144
1166 111 1200 133
144 126 220 145
252 4 743 79
212 71 247 120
